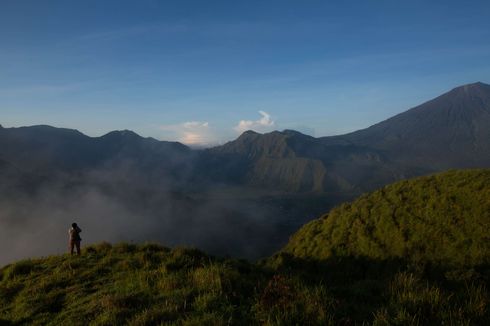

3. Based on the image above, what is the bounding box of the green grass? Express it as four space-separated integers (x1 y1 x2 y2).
0 243 262 325
2 244 489 325
0 243 342 325
283 169 490 266
1 169 490 325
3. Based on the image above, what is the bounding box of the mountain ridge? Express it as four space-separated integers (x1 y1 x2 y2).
2 81 490 193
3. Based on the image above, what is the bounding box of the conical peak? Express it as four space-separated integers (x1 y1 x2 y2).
450 81 490 95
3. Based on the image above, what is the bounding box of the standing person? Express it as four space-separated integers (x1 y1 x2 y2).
69 223 82 255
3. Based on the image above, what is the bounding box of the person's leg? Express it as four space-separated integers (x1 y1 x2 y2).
70 241 75 255
75 241 81 255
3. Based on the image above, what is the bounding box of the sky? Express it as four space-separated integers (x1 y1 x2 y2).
0 0 489 146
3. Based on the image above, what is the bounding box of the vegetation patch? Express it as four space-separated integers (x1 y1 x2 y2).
283 169 490 266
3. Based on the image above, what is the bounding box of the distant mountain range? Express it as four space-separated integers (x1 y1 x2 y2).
1 82 489 194
1 82 489 260
0 125 191 177
204 82 490 192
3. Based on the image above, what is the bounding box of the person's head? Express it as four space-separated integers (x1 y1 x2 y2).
72 223 77 228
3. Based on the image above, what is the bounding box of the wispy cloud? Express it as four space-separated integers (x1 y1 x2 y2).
159 121 217 146
234 111 275 133
78 20 300 43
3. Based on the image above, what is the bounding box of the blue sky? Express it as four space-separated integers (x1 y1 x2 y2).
1 0 489 145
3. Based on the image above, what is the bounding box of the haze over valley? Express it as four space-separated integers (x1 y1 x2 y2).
1 81 490 265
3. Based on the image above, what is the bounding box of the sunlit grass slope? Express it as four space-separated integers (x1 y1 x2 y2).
283 169 490 266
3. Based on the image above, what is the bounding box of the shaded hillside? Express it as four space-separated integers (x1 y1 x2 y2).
204 129 427 193
282 169 490 266
0 125 192 179
201 130 330 192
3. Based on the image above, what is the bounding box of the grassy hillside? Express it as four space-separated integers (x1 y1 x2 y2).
1 170 490 325
1 243 340 325
1 242 489 325
283 169 490 266
0 243 254 325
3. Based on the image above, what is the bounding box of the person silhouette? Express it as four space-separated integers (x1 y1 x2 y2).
69 222 82 255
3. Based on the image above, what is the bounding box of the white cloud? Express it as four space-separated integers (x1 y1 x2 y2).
234 111 275 133
159 121 216 146
182 121 209 129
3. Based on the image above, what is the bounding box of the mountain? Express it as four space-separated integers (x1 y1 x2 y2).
281 169 490 266
2 82 489 193
0 125 191 176
323 82 490 168
200 130 330 192
206 82 490 193
204 128 403 193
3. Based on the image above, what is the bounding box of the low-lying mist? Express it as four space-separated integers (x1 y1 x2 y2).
0 161 336 267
